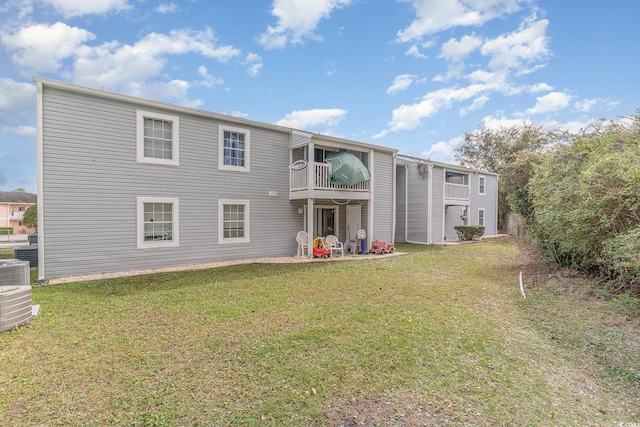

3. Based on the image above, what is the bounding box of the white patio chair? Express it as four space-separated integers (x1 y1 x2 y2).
325 234 344 258
296 231 309 257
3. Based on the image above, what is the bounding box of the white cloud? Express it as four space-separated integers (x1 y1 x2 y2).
243 53 263 77
375 83 493 137
481 114 532 129
574 98 597 112
397 0 525 42
439 34 482 63
0 78 36 114
259 0 351 49
525 91 571 115
421 136 464 163
528 82 553 93
156 2 178 14
1 125 37 137
197 65 224 88
481 17 550 71
72 28 241 91
387 74 416 94
276 108 347 129
1 22 95 73
42 0 131 17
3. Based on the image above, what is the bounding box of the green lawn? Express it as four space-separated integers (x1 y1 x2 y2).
0 240 638 426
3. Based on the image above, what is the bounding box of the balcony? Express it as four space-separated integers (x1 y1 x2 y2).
445 183 469 204
10 211 25 220
290 162 370 200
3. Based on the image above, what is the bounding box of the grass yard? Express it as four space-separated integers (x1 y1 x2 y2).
0 239 638 426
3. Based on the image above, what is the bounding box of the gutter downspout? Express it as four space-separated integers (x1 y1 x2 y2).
404 163 431 245
427 162 433 244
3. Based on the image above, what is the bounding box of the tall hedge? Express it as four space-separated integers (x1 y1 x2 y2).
530 116 640 292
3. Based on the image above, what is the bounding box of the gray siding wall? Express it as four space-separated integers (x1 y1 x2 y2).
431 166 445 243
469 173 498 235
394 165 406 242
41 86 300 279
371 151 394 243
405 162 429 243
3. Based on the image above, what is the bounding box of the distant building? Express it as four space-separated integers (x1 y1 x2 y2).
0 191 37 234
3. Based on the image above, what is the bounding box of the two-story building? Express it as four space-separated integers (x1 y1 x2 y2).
0 191 37 235
34 77 497 283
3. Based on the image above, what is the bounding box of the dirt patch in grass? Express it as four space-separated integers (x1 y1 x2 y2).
325 393 473 427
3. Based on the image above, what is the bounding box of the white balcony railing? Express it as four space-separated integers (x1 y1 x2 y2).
291 162 369 192
445 183 469 200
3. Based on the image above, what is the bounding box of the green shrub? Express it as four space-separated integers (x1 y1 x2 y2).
0 227 13 235
454 225 485 241
599 227 640 293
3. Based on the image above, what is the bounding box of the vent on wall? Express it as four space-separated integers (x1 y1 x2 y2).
0 260 32 332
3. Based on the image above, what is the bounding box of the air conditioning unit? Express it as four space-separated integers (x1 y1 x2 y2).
0 286 32 332
0 260 32 332
0 259 30 286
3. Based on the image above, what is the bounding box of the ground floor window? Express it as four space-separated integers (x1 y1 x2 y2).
219 200 250 244
137 197 179 249
478 208 485 226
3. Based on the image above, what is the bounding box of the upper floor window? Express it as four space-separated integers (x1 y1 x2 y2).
137 110 179 166
478 175 486 195
219 125 250 172
445 171 468 185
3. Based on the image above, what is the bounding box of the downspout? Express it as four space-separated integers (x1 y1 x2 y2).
391 152 396 244
427 162 433 244
36 81 45 281
404 163 430 245
306 140 315 258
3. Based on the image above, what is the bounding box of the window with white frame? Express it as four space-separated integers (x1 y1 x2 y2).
137 110 179 166
478 175 486 195
219 125 250 171
218 200 250 244
137 197 179 248
478 208 485 226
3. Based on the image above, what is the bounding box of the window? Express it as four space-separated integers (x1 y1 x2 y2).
478 175 486 195
478 208 485 226
218 200 250 244
137 110 179 166
219 125 250 171
137 197 179 249
18 206 25 212
445 171 468 185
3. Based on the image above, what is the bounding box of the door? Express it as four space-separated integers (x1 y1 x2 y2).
314 206 337 237
346 204 361 241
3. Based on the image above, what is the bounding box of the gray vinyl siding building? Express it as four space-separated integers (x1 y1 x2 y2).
36 78 498 283
395 155 497 244
37 81 301 280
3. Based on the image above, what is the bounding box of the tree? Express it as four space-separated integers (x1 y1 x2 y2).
455 122 558 173
12 188 26 193
23 204 37 230
454 123 561 229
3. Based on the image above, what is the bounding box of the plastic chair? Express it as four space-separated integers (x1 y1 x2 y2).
325 234 344 258
296 231 309 257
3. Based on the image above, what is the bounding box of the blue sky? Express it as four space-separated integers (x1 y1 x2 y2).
1 0 639 194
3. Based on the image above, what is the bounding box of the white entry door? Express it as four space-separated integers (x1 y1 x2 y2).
346 204 361 241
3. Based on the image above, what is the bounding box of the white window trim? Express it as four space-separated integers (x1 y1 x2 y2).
137 197 180 249
478 175 486 195
218 125 250 172
136 110 180 166
478 208 485 226
218 199 250 244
